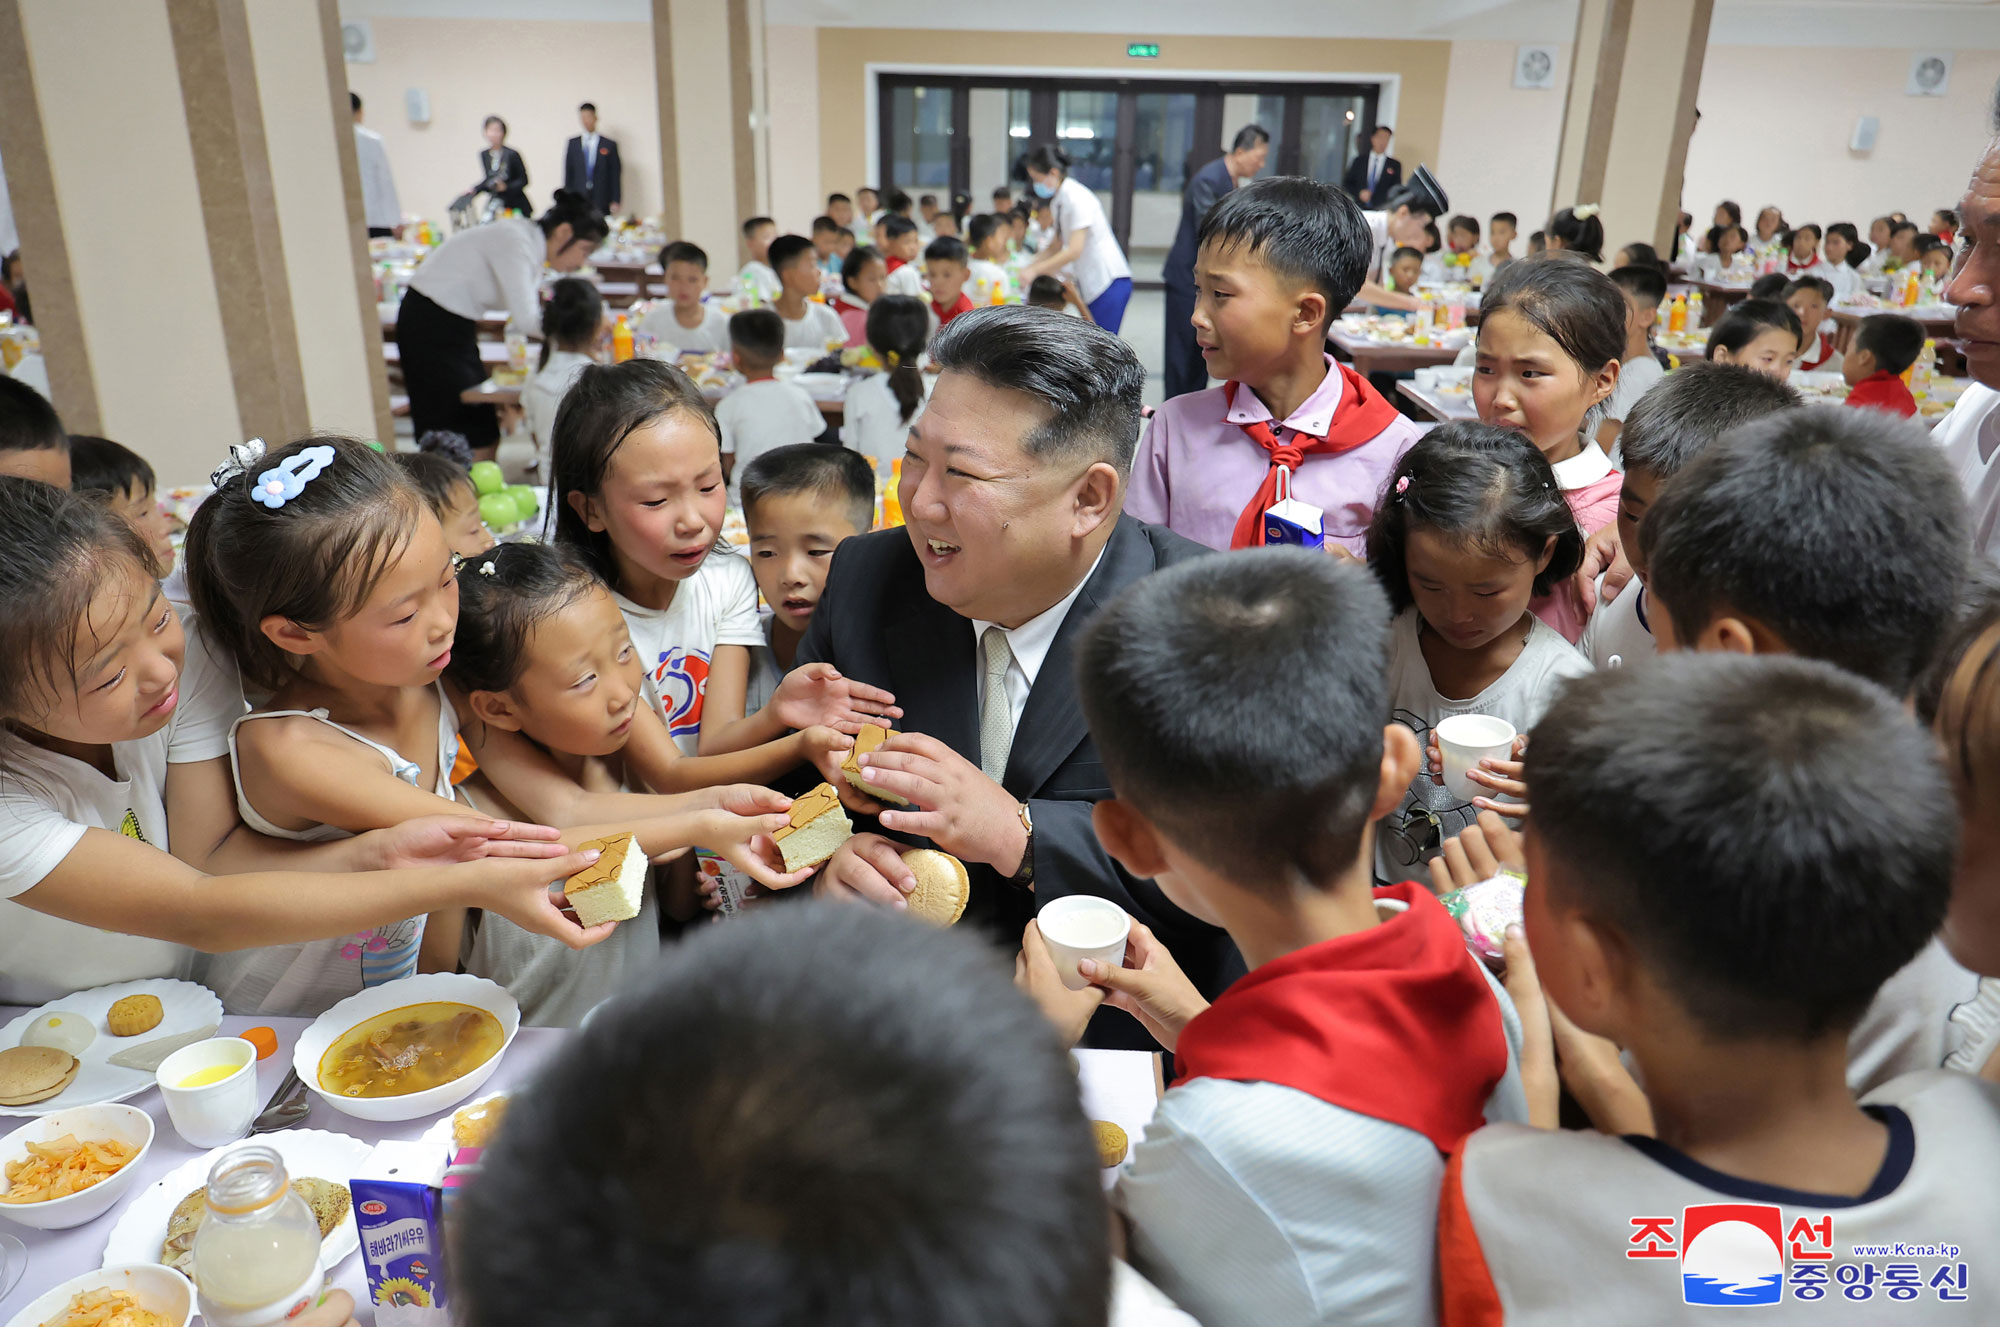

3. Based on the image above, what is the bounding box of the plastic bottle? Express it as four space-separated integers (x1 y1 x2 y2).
192 1146 326 1327
505 332 528 374
1686 290 1704 328
1668 294 1687 335
1913 338 1937 398
613 315 634 363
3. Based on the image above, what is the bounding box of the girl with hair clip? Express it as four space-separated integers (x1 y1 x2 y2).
185 437 820 1009
0 475 604 1009
841 295 932 483
523 276 605 473
396 189 608 461
1365 423 1589 884
1544 205 1605 264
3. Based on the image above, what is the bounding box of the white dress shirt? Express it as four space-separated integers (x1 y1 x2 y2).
580 131 599 184
1366 152 1387 193
969 547 1107 740
354 124 400 230
407 216 545 335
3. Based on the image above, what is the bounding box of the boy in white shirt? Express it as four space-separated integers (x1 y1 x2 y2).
715 309 824 504
879 215 926 299
1595 263 1668 455
766 234 847 351
1439 214 1493 286
736 216 781 305
966 213 1013 305
638 241 731 354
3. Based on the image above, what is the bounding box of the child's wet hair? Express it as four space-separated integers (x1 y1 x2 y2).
185 436 428 691
1366 421 1584 613
1479 254 1627 386
446 541 604 698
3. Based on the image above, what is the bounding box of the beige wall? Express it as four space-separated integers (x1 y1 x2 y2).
19 0 242 480
1436 39 1568 233
342 16 662 223
766 23 821 233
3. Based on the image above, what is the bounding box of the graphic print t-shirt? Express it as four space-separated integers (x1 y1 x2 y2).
614 549 764 754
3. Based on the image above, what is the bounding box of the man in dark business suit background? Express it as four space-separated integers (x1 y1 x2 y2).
1161 124 1268 401
564 102 622 216
1342 124 1401 206
795 305 1241 1045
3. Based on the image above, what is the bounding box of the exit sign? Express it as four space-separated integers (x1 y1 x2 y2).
1127 42 1160 58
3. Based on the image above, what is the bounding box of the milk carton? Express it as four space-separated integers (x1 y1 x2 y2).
351 1141 450 1326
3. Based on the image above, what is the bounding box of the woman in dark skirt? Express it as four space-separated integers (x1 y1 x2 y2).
396 189 607 459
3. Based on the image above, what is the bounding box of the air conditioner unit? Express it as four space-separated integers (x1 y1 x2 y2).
341 20 374 64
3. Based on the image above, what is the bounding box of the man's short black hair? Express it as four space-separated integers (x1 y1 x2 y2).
578 101 596 113
1025 275 1065 308
928 305 1145 474
1371 123 1393 136
1448 213 1480 238
741 215 776 238
728 308 785 364
349 90 361 113
67 435 154 499
660 240 707 270
1527 654 1954 1041
827 192 851 206
811 214 842 235
741 442 876 534
967 213 999 249
1607 263 1668 306
1491 211 1517 227
1618 361 1798 482
766 233 815 273
925 235 968 267
0 377 66 455
1642 405 1967 696
1891 219 1920 238
881 214 918 242
1230 123 1270 152
453 904 1111 1327
1784 275 1835 304
1196 176 1371 326
887 190 913 215
1389 245 1424 268
1080 550 1392 890
1854 312 1927 375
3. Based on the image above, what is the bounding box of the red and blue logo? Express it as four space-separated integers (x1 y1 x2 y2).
651 647 711 740
1681 1204 1785 1306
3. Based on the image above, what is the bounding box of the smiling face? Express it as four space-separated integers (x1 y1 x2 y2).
898 371 1111 627
303 513 460 687
1403 525 1551 652
1190 237 1322 385
497 585 644 758
1713 326 1798 380
570 410 726 601
746 490 862 635
1949 147 2000 385
1473 308 1617 464
18 558 183 746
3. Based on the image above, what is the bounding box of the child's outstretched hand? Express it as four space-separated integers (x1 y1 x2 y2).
474 850 620 951
1467 736 1530 818
1016 920 1105 1047
771 663 902 735
1574 523 1633 613
1077 921 1209 1054
673 785 818 892
1425 810 1526 898
1498 925 1560 1129
353 815 570 870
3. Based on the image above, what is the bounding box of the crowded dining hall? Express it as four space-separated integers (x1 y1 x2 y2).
3 0 2000 1323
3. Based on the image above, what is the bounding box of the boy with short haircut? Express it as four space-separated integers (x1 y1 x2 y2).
1487 211 1517 269
1129 177 1419 553
68 434 177 574
638 240 731 353
1843 313 1923 417
809 215 845 279
990 185 1015 213
1594 264 1669 451
965 214 1012 304
736 215 781 304
853 186 880 230
923 236 974 327
1640 405 1987 1093
715 309 824 503
766 233 847 350
1440 214 1491 284
1787 274 1841 372
738 443 875 715
1384 245 1424 296
826 191 855 233
1578 362 1799 671
1046 549 1524 1327
0 375 71 487
1440 655 2000 1325
1024 274 1092 321
879 214 926 298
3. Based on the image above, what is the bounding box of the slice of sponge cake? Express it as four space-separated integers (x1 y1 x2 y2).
840 724 910 806
565 831 647 926
774 783 854 871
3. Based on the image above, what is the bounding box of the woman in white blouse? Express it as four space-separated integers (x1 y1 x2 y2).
396 189 606 461
1016 144 1134 332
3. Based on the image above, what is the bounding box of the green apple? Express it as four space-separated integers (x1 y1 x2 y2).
469 460 505 496
477 491 521 531
505 484 539 518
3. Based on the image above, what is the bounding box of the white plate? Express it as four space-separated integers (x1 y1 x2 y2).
0 981 223 1117
100 1128 370 1275
793 372 848 400
414 1090 508 1155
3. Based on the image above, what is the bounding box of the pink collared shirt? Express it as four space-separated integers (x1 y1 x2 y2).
1127 355 1420 553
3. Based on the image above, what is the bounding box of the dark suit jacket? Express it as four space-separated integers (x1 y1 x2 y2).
478 146 531 215
794 516 1245 1042
1163 156 1236 289
564 135 621 213
1342 151 1402 203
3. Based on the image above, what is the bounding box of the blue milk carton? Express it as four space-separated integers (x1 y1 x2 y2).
351 1140 451 1326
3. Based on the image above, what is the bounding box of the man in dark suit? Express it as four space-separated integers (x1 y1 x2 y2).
563 101 622 216
796 306 1241 1044
1161 124 1269 400
1342 124 1402 206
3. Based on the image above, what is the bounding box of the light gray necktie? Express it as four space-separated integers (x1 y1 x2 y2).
979 626 1015 783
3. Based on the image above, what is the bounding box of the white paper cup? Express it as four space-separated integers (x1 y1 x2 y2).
155 1038 258 1148
1436 714 1517 803
1413 367 1438 390
1037 896 1132 992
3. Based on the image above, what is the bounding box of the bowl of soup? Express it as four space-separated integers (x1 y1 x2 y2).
292 974 519 1122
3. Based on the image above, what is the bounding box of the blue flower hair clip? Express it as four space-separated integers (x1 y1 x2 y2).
251 445 337 509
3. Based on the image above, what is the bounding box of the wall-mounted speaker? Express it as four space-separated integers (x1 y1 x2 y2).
1851 115 1879 153
406 88 431 127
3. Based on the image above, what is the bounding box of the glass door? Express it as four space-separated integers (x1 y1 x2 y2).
1129 91 1198 280
886 84 955 193
1300 94 1368 187
1056 89 1119 216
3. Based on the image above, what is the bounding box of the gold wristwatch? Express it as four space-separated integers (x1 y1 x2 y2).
1012 800 1035 888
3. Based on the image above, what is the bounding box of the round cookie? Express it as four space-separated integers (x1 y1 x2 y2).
899 849 969 926
1091 1120 1128 1168
0 1044 79 1106
108 993 164 1037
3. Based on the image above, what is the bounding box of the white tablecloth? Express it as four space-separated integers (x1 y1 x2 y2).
0 1011 565 1325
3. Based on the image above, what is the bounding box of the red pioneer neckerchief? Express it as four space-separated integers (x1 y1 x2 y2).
1227 365 1402 549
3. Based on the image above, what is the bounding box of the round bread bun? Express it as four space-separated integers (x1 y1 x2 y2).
899 849 969 926
1091 1119 1129 1168
0 1044 79 1106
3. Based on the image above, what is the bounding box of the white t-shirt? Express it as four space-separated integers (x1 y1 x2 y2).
1050 177 1131 303
1931 380 2000 563
1577 578 1655 671
638 302 730 355
407 216 544 335
841 371 930 482
1822 260 1863 304
522 349 594 465
1602 350 1664 423
0 621 245 1005
615 550 765 754
1363 211 1393 283
736 261 781 305
967 256 1011 305
1377 607 1592 884
780 301 846 351
744 610 782 721
716 379 825 504
882 262 927 300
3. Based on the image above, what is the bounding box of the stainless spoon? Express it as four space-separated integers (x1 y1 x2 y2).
250 1067 310 1133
